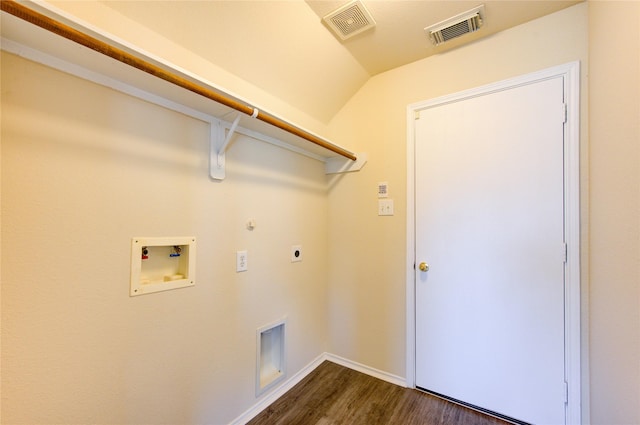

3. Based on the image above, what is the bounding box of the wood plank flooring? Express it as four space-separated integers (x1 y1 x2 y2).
247 361 511 425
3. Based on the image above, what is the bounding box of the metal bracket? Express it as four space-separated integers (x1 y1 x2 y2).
325 152 368 174
221 113 242 154
209 121 225 180
210 115 242 180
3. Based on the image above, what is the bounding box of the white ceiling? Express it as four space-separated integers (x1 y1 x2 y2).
101 1 580 124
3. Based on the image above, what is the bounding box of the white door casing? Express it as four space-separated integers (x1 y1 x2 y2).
406 62 581 424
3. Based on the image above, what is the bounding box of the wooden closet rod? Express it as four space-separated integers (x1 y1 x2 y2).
1 0 357 161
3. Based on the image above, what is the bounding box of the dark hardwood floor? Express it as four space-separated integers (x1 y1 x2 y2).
247 361 511 425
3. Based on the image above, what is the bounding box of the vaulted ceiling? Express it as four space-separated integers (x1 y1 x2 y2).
98 1 580 123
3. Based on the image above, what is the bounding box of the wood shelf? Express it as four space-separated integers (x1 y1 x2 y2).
0 0 367 179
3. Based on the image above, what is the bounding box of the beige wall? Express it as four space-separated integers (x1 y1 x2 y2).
1 53 330 423
588 1 640 423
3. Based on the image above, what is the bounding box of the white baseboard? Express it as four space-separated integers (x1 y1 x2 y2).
229 353 408 425
230 353 326 425
323 353 407 388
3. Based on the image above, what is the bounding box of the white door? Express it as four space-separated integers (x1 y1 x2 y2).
414 77 566 424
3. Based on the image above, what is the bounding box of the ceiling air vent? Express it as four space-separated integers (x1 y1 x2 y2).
323 0 376 41
424 5 485 46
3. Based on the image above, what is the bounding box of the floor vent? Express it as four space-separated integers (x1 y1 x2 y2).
425 5 485 45
323 0 376 41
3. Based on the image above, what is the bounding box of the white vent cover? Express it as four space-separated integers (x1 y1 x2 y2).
323 0 376 41
424 5 485 45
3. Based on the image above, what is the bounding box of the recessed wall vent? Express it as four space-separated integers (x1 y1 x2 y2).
256 319 286 396
424 5 485 46
323 0 376 41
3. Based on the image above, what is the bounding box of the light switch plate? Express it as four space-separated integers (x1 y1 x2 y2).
378 199 394 216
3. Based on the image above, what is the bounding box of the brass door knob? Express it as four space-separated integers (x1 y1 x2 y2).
419 262 429 272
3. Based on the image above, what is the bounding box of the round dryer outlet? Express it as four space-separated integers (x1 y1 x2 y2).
291 245 302 262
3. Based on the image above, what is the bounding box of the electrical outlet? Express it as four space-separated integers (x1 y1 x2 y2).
237 250 248 272
291 245 302 263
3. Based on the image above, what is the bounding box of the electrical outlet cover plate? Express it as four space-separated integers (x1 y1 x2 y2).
237 250 248 272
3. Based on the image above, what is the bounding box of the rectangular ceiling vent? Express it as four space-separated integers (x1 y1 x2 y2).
425 5 485 46
323 0 376 41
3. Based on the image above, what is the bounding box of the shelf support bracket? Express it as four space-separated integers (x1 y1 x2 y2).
210 110 262 180
210 114 242 180
325 152 368 174
220 113 242 154
210 120 228 180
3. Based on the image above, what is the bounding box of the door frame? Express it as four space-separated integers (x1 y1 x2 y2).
405 62 582 424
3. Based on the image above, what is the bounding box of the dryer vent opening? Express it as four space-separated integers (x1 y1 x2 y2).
425 5 485 45
256 319 286 396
